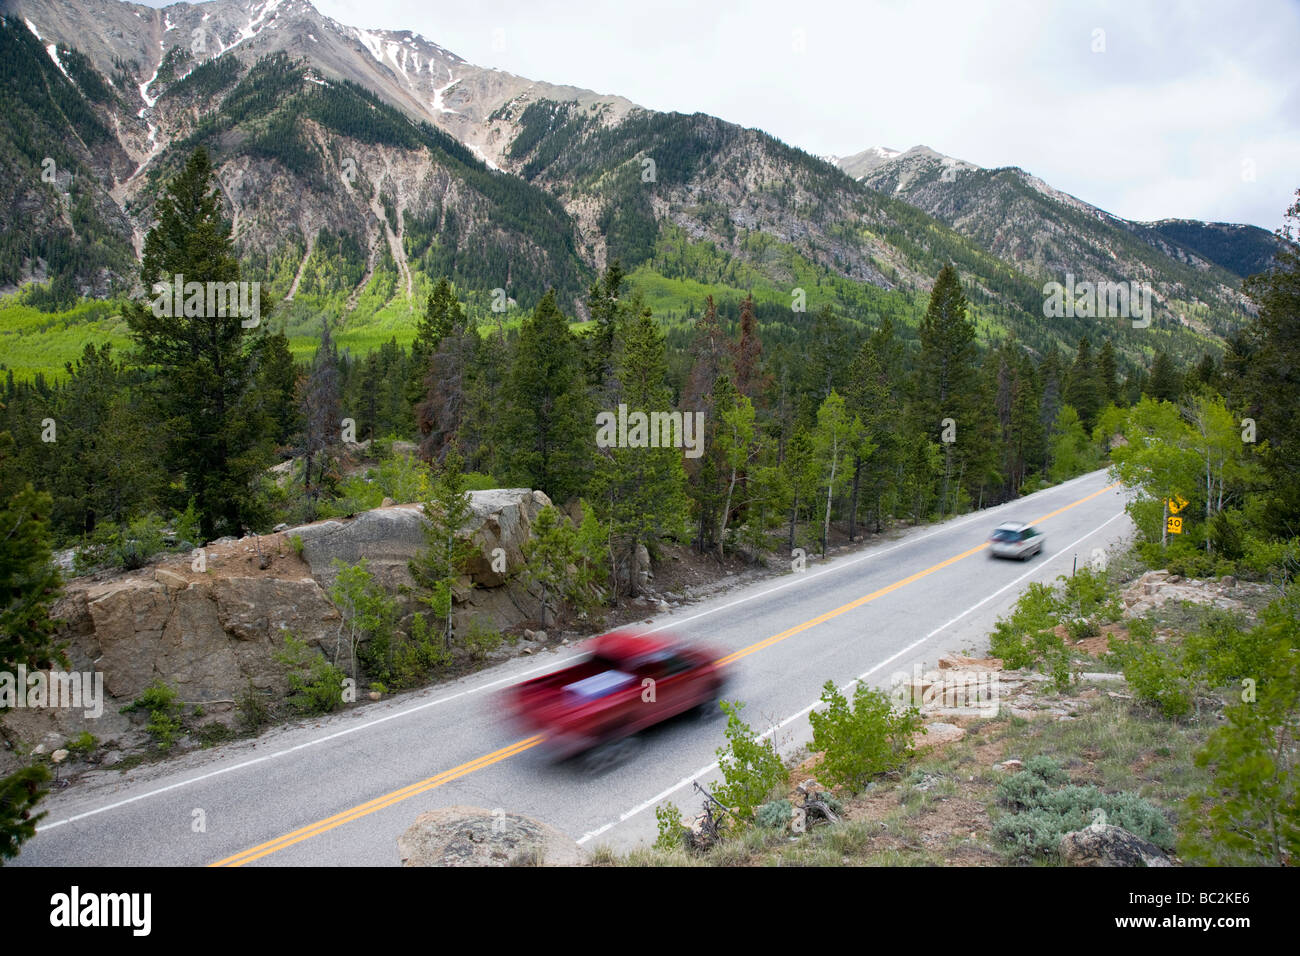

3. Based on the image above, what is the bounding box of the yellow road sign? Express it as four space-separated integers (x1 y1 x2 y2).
1167 495 1188 515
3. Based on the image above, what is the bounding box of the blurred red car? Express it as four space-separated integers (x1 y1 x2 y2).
505 630 728 761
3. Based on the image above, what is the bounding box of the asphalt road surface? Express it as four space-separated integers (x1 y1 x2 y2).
16 469 1132 866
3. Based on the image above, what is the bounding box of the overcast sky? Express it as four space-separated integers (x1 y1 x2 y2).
158 0 1300 230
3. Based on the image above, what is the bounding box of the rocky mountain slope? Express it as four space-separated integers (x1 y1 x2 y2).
0 0 1269 364
842 145 1270 340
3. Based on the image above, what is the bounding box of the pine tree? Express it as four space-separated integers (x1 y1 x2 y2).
585 260 626 395
499 290 592 501
1147 351 1183 403
410 447 477 648
460 327 509 478
124 147 270 538
732 293 769 403
1065 337 1102 430
0 430 62 860
915 264 977 515
1038 347 1063 478
1007 346 1044 494
591 306 689 594
844 320 903 537
1240 189 1300 531
49 344 160 537
252 330 300 448
300 321 342 519
682 295 731 414
409 278 465 405
416 314 479 464
412 278 463 364
804 305 851 409
1097 338 1119 407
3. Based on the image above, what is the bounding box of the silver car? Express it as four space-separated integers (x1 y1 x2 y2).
989 522 1044 560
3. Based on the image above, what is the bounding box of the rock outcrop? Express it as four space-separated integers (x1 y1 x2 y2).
294 489 551 592
28 489 552 744
397 806 585 866
1059 823 1173 867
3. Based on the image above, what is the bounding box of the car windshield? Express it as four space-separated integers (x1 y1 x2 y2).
991 528 1020 541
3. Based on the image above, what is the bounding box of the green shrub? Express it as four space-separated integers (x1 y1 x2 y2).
238 679 272 734
713 700 788 821
75 514 170 573
1108 618 1194 718
1024 755 1070 786
289 534 304 557
463 618 504 662
65 731 97 756
1059 566 1121 622
171 498 203 550
1181 609 1260 689
275 632 348 716
120 679 185 751
1181 591 1300 865
997 771 1053 812
654 801 688 850
1209 510 1245 561
332 559 399 682
994 766 1174 863
807 680 921 793
318 450 434 517
1238 534 1297 578
992 807 1070 861
388 612 452 686
1065 617 1100 641
988 582 1060 670
754 799 794 830
1151 537 1232 580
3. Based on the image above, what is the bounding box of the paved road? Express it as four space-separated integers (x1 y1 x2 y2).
16 469 1131 866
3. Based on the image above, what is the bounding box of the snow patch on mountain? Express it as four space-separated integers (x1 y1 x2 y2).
432 75 461 114
46 43 70 79
354 27 386 63
467 142 499 171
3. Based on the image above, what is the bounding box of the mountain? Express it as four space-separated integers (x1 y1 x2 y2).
0 0 1265 377
838 145 1263 341
0 0 632 313
1143 219 1282 279
835 145 904 180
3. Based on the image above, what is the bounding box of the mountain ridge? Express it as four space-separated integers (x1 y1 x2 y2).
0 0 1271 377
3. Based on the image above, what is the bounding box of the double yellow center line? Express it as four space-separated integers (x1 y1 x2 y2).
211 480 1119 865
211 736 542 866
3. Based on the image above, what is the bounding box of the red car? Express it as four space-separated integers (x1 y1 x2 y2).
505 631 728 762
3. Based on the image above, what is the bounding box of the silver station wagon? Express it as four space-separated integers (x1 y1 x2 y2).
988 522 1044 560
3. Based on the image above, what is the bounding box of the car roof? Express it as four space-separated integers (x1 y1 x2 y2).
995 522 1030 531
587 630 676 662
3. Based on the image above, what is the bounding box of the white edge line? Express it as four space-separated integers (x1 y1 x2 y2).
575 508 1128 844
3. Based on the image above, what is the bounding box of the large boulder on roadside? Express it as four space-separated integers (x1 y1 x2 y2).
295 505 429 593
397 806 585 866
294 489 552 592
463 489 553 586
1059 824 1172 867
59 572 342 702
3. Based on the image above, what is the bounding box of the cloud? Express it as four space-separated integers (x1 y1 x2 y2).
148 0 1300 229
